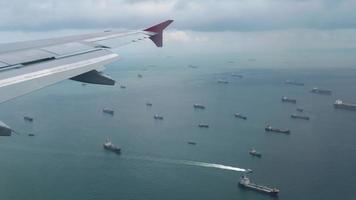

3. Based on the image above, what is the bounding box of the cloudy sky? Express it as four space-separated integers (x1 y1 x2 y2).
1 0 356 68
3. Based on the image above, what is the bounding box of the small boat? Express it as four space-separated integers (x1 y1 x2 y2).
234 113 247 120
154 114 164 120
103 139 121 154
193 104 205 109
188 65 198 69
28 133 35 137
103 108 114 115
24 116 34 122
137 74 143 78
120 85 126 89
246 169 253 173
249 148 262 158
146 102 153 106
198 124 209 128
187 141 197 145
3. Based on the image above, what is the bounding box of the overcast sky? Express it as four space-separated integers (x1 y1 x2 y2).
1 0 356 68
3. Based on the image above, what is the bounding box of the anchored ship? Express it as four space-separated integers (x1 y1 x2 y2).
249 148 261 158
265 125 290 134
334 99 356 111
234 113 247 120
217 79 229 84
238 176 279 196
193 104 205 109
154 114 164 120
103 108 114 115
296 108 304 112
198 124 209 128
284 80 304 86
103 139 121 154
24 116 34 122
281 96 296 104
291 114 310 120
310 87 332 95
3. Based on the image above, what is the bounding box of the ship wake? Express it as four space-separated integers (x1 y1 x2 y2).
123 155 246 172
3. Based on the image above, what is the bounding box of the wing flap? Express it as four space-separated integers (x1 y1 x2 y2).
0 50 118 103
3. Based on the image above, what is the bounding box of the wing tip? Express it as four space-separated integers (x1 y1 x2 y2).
144 20 174 47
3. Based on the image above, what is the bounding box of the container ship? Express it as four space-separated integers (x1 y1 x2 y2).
334 99 356 111
310 87 332 95
281 96 297 104
238 176 279 196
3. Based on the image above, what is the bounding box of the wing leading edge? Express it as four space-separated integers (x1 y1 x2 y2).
0 20 173 103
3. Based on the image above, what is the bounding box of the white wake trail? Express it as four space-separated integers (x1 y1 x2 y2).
123 155 246 172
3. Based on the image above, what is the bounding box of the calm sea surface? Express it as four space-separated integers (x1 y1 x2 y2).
0 57 356 200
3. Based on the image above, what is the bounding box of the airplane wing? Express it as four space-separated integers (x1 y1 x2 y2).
0 20 173 103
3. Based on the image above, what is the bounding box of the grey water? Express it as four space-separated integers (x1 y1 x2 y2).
0 55 356 200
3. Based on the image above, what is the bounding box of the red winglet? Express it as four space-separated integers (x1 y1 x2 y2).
144 20 173 47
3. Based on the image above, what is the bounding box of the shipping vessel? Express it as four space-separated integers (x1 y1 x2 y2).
334 99 356 111
281 96 297 104
310 87 332 95
239 176 279 196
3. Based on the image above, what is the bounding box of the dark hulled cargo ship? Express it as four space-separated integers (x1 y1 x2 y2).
238 176 279 196
334 99 356 111
265 125 290 134
291 114 310 120
281 96 296 104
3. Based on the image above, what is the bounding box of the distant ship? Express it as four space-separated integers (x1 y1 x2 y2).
310 87 332 95
217 79 229 84
103 139 121 154
334 99 356 111
120 85 126 89
137 74 143 78
238 176 279 196
291 114 310 120
231 73 243 78
103 108 114 115
188 65 198 69
146 102 153 107
265 125 290 134
284 80 304 86
187 141 197 145
249 148 261 158
154 114 164 120
281 96 297 104
198 124 209 128
24 116 34 122
193 104 205 109
234 113 247 120
296 108 304 112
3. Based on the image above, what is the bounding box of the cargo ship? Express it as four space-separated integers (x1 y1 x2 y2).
310 87 332 95
187 141 197 145
281 96 296 104
265 125 290 134
296 108 304 112
193 104 205 109
284 80 304 86
154 114 164 120
217 79 229 84
103 139 121 154
231 73 243 78
291 114 310 120
198 124 209 128
238 176 279 196
334 99 356 111
24 116 34 122
103 108 114 115
249 148 261 158
234 113 247 120
146 102 153 107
